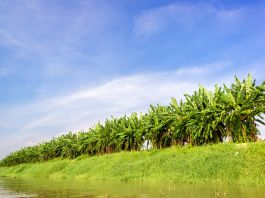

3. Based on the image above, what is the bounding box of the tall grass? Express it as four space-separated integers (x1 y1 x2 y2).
1 142 265 186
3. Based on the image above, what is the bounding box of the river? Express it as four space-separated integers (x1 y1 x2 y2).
0 177 265 197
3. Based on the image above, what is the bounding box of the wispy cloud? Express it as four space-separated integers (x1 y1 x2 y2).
0 0 131 106
134 2 243 37
0 0 121 77
0 66 14 76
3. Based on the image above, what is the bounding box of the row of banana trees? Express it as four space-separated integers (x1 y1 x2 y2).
1 74 264 167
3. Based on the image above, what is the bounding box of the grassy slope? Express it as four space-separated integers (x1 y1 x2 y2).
0 142 265 186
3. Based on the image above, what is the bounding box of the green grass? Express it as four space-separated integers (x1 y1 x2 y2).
1 142 265 186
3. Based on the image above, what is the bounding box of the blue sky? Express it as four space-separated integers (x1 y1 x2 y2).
0 0 265 158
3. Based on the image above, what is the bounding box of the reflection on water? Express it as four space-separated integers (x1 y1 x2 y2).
0 177 265 198
0 179 35 198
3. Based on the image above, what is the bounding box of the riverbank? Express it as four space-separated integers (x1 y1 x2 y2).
1 142 265 186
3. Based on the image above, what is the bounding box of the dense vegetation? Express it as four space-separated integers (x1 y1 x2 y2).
1 74 264 167
1 143 265 186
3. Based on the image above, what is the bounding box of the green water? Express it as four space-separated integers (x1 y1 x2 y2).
0 177 265 198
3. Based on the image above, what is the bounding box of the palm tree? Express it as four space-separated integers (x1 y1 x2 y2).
223 74 265 142
1 74 264 167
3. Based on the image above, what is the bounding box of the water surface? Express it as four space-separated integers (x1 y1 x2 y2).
0 177 264 198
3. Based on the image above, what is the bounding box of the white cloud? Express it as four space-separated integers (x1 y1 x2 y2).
0 66 14 76
0 0 120 77
134 2 242 37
